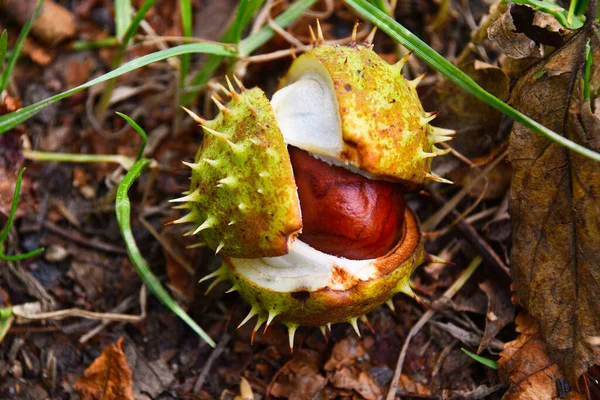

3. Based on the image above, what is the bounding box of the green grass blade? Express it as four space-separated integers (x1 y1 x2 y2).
574 0 591 16
0 308 12 319
122 0 157 46
346 0 600 162
569 0 579 23
461 348 498 369
96 0 156 116
0 0 43 93
238 0 318 56
116 112 148 161
0 248 45 262
0 168 44 261
182 0 314 106
71 37 120 51
115 0 132 41
0 30 7 71
179 0 193 87
230 0 266 42
180 55 223 105
369 0 389 13
0 168 26 243
584 38 592 101
116 158 216 347
0 310 13 344
0 43 236 134
181 0 265 105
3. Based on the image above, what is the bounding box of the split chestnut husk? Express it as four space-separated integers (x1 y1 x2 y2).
172 32 454 348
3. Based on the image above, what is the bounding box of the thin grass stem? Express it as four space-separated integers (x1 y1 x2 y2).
0 168 44 261
23 150 134 170
116 158 216 347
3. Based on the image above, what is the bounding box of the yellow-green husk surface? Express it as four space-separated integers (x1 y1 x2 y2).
279 43 452 189
173 87 302 258
206 207 424 334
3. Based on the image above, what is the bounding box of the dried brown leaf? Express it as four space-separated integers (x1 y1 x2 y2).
508 29 600 387
488 4 578 79
75 337 134 400
488 4 539 59
498 312 585 400
329 368 382 400
324 337 382 400
270 349 327 400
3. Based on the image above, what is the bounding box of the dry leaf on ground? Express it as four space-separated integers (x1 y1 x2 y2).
324 337 382 400
488 3 573 60
498 312 585 400
508 29 600 387
75 337 134 400
270 349 327 400
488 3 540 59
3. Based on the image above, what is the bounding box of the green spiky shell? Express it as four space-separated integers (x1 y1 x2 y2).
177 87 302 258
206 207 424 334
180 41 454 345
279 44 451 190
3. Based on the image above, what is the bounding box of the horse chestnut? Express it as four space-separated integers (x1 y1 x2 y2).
289 146 405 260
175 32 454 348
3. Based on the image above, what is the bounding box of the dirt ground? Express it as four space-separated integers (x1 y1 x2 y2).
1 0 599 399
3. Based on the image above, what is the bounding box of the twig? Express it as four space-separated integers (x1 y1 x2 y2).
425 206 498 241
422 147 508 232
429 190 510 276
242 25 371 64
302 0 334 19
12 304 145 322
79 285 147 343
6 263 56 310
23 149 134 170
251 0 277 34
135 35 222 46
268 18 305 48
386 256 482 400
440 142 476 168
43 220 127 255
193 333 231 393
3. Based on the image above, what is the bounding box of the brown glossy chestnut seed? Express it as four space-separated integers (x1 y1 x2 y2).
289 146 406 260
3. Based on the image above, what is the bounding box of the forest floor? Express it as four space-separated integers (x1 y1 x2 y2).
1 0 599 399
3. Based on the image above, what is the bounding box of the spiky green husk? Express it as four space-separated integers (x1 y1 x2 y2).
201 207 424 345
174 87 302 258
279 44 453 189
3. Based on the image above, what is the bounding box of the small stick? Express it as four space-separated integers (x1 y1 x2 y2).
193 333 231 393
386 256 482 400
429 189 510 276
43 221 127 255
